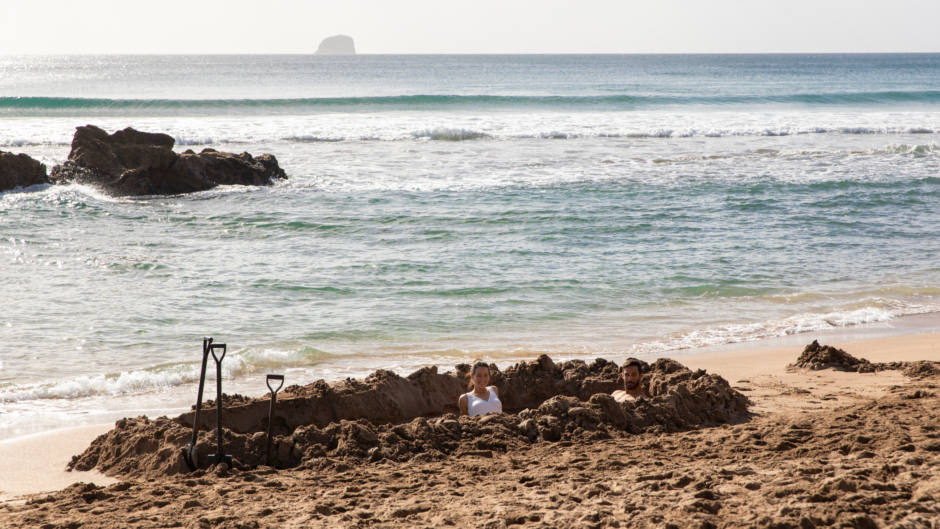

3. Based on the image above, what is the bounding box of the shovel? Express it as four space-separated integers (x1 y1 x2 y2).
207 342 233 468
265 374 285 466
183 337 212 471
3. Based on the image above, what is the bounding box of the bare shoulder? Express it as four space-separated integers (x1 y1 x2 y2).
611 390 634 403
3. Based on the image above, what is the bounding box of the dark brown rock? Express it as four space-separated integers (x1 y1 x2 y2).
49 125 286 196
0 150 49 192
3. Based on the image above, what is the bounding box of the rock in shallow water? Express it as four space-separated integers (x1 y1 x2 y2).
0 150 49 192
50 125 287 196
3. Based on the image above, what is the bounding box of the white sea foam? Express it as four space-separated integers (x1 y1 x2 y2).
629 304 940 356
175 136 231 146
0 182 50 198
0 345 327 403
0 364 201 403
412 127 490 141
0 139 70 148
2 111 938 150
282 135 345 143
879 143 940 156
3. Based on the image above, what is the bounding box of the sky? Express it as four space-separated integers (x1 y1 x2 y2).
2 0 940 54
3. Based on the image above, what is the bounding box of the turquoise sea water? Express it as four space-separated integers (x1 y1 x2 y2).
1 54 939 439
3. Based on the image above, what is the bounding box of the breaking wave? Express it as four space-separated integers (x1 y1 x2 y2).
631 304 940 356
3 90 940 116
0 346 331 403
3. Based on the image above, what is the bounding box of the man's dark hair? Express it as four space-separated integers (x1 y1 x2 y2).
622 358 645 374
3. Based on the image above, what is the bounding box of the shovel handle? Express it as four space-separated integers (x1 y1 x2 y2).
190 338 213 445
209 343 226 364
266 374 284 395
208 342 227 465
265 374 284 467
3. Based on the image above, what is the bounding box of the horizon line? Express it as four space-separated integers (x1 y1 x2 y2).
3 51 940 57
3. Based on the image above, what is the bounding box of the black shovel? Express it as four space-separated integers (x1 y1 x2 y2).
207 342 233 468
183 337 212 471
265 374 284 466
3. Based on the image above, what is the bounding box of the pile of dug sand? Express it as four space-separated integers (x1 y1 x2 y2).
68 356 749 478
790 340 876 371
901 360 940 379
792 340 940 378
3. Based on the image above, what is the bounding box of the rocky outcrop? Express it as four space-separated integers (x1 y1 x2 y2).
316 35 356 55
0 150 48 192
49 125 287 196
68 356 749 477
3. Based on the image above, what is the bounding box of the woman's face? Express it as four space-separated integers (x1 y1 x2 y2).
472 366 490 389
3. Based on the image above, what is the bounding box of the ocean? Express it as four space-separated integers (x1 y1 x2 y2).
1 54 939 440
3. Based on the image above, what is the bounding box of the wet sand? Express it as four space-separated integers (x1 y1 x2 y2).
0 426 115 503
1 332 938 528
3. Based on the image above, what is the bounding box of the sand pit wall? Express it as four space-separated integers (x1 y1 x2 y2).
169 355 620 436
69 356 749 478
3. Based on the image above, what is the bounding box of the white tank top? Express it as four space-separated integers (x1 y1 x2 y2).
466 386 503 416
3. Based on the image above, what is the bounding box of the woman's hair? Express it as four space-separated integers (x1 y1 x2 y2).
468 361 490 390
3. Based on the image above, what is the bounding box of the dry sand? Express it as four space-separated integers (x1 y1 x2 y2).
683 333 940 417
1 332 938 528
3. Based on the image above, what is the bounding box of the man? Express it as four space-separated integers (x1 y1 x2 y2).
612 358 648 402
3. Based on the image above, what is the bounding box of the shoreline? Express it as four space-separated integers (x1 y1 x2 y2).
3 311 938 442
2 323 938 503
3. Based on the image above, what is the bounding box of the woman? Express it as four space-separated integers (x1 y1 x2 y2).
458 361 503 416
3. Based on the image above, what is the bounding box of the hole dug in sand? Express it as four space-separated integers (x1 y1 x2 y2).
69 355 750 478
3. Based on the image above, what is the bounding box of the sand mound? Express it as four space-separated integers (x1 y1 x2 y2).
791 340 874 371
903 360 940 379
792 340 940 377
69 356 748 478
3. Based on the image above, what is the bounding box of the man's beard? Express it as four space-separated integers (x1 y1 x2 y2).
625 380 640 391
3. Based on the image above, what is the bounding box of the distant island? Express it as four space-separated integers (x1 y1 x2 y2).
316 35 356 55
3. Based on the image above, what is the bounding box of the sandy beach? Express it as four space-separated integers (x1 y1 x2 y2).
0 426 116 503
1 330 938 528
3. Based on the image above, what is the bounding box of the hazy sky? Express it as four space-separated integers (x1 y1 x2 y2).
3 0 939 54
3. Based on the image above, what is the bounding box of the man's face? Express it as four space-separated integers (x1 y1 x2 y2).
623 365 642 391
